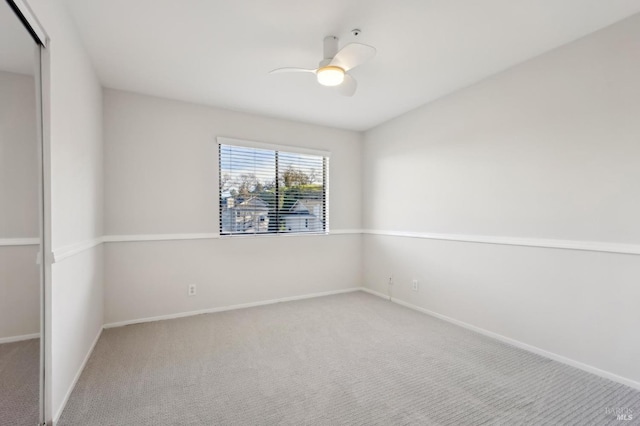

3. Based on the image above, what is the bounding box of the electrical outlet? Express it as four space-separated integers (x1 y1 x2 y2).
412 279 419 292
188 284 197 296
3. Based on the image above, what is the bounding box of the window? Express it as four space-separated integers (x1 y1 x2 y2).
218 138 328 235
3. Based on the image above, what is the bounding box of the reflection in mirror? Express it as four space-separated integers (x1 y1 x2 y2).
0 1 41 424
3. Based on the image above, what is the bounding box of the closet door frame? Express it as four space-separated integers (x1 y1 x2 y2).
5 1 50 425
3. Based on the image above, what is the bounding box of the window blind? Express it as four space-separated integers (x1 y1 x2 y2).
219 142 328 235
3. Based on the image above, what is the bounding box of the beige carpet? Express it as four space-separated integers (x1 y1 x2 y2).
0 338 40 426
58 292 639 425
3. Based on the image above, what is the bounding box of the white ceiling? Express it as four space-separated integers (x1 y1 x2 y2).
62 0 640 131
0 0 36 75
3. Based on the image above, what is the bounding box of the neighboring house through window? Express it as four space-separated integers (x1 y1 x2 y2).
218 137 329 235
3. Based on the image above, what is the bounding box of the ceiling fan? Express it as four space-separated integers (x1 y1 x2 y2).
270 33 376 97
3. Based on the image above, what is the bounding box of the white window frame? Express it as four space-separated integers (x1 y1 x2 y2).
216 137 330 237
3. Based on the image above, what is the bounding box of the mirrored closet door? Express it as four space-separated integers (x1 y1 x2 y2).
0 0 46 424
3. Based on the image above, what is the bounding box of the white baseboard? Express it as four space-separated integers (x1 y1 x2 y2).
0 332 40 344
104 287 362 329
53 327 103 425
361 287 389 300
360 287 640 390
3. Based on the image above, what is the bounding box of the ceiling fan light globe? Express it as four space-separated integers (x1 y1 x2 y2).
316 66 345 86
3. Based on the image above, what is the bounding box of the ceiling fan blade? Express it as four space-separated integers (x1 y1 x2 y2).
336 73 357 97
269 67 316 74
329 43 376 72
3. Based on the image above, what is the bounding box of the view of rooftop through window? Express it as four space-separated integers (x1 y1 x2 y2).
219 143 327 235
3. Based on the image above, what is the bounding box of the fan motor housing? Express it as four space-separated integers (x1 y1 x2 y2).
323 35 339 60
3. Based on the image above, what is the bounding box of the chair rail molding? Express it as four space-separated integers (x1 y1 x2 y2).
0 237 40 246
50 229 362 262
49 229 640 262
52 237 103 263
362 229 640 256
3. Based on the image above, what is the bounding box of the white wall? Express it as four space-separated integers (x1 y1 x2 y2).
103 89 362 324
28 0 104 422
363 14 640 385
0 70 40 340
